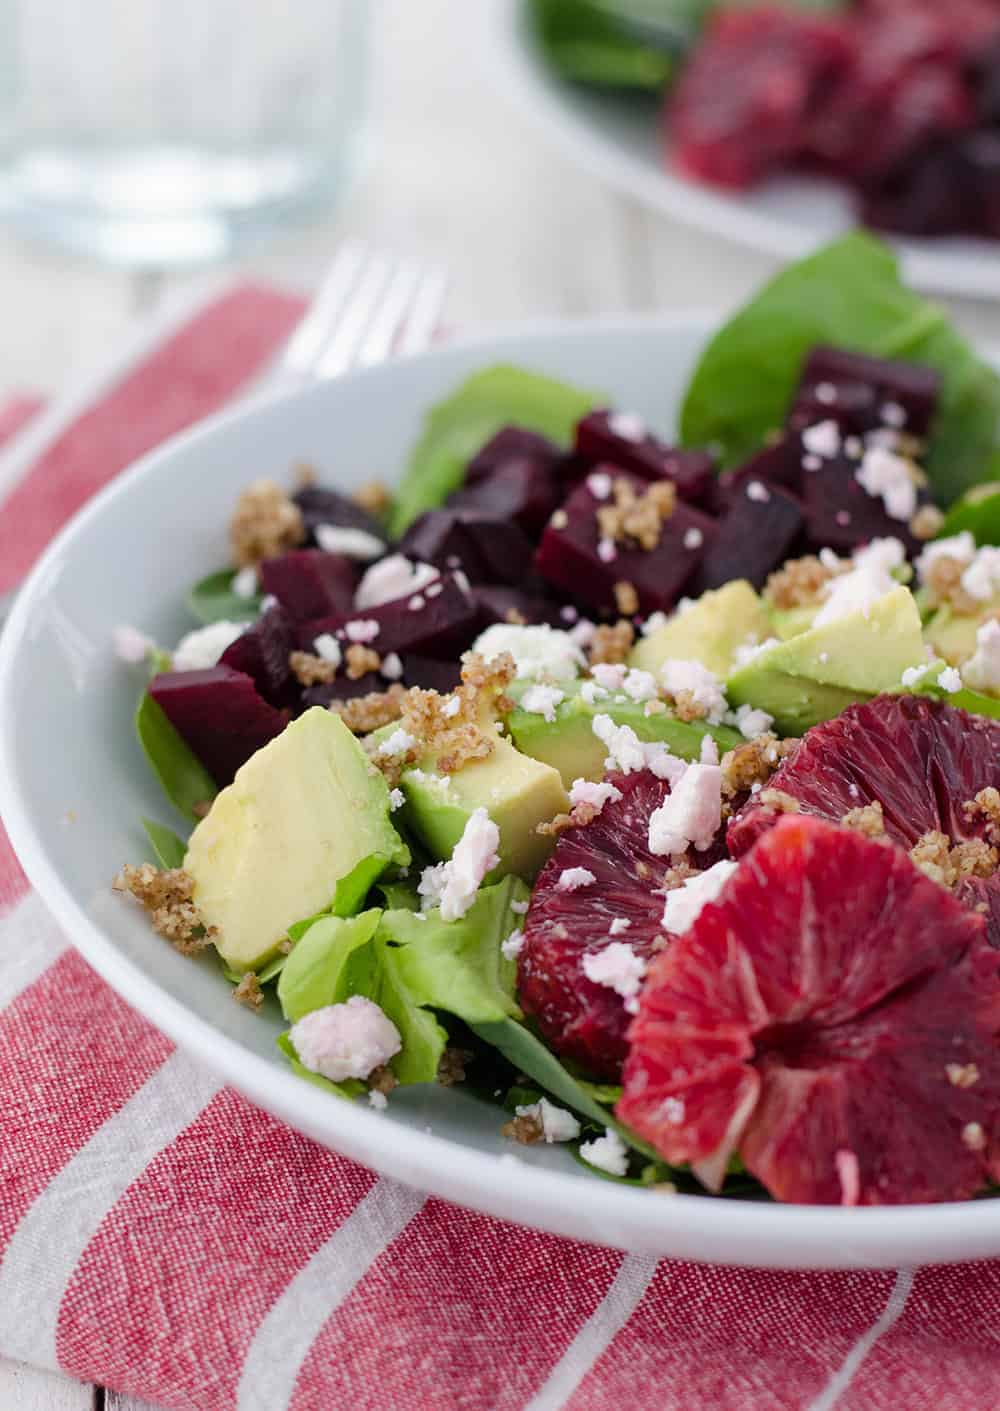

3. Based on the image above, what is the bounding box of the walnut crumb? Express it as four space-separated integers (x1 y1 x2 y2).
588 620 635 666
368 1064 399 1096
613 581 639 617
502 1113 543 1145
192 799 212 820
345 643 381 680
965 788 1000 844
672 690 708 723
353 479 391 514
946 1062 980 1089
922 554 982 614
277 936 295 955
293 461 319 489
759 789 801 815
910 829 997 888
841 800 885 838
663 860 696 889
437 1047 471 1087
962 1121 987 1152
537 801 600 837
331 683 407 734
113 863 215 956
596 476 676 551
909 504 944 541
505 607 527 625
229 478 305 567
233 972 263 1012
764 554 846 610
721 734 795 797
290 650 339 686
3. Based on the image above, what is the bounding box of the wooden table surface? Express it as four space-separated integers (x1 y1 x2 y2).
3 1 1000 1405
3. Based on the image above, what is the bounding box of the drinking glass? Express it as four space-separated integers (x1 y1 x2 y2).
0 0 369 266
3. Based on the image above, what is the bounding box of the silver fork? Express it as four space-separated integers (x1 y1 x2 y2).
0 245 449 626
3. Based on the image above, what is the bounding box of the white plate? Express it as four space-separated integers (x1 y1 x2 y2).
486 0 1000 302
3 312 999 1271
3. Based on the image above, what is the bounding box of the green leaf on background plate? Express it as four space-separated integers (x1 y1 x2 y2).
135 691 217 824
388 364 599 536
529 0 678 90
680 231 1000 506
187 568 261 626
140 817 188 869
939 481 1000 546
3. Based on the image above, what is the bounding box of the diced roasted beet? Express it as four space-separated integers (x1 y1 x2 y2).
717 435 807 504
258 549 356 622
218 605 296 707
801 456 923 556
473 585 568 631
398 508 536 587
399 654 463 692
149 666 288 787
299 572 478 659
788 345 940 439
301 673 382 709
465 426 561 485
535 472 716 616
460 513 539 586
961 130 1000 238
448 459 562 536
689 482 804 593
292 486 386 546
861 139 977 238
573 410 716 508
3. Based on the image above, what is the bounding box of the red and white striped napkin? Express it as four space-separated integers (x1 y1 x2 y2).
1 284 999 1411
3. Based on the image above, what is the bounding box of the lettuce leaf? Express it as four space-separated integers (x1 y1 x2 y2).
187 568 261 625
528 0 678 90
141 817 188 869
278 910 383 1023
135 691 217 823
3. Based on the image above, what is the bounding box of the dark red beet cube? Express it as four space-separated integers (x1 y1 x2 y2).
149 666 289 787
299 572 478 659
861 139 977 238
690 481 804 594
574 410 716 508
802 456 924 556
301 651 462 711
535 472 716 616
465 426 560 485
717 435 807 504
789 345 940 440
258 549 356 623
473 585 568 631
398 508 536 587
448 459 562 537
292 486 386 546
219 605 296 707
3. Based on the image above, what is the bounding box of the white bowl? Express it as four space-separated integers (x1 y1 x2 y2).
3 312 998 1270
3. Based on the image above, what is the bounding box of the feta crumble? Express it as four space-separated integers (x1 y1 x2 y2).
700 734 719 765
231 565 258 599
315 523 386 561
473 622 585 683
378 728 418 757
609 917 632 936
801 420 842 459
520 684 565 722
389 788 405 811
683 527 704 550
380 651 403 680
659 658 727 724
812 538 904 628
568 619 596 649
418 807 500 922
344 618 380 643
579 1127 629 1177
355 554 439 610
732 635 779 669
556 867 596 892
443 695 462 718
515 1098 581 1143
915 531 976 585
962 619 1000 693
730 703 775 740
597 537 618 564
746 480 770 503
607 411 646 442
172 620 245 671
591 662 627 691
290 996 401 1083
579 679 608 706
854 447 917 522
587 470 613 500
501 928 525 961
961 546 1000 603
313 632 343 667
647 763 722 857
369 1089 389 1111
569 777 623 812
641 611 670 637
900 665 925 688
662 859 738 935
621 668 659 703
938 666 962 693
510 899 529 915
582 942 647 1014
113 624 155 664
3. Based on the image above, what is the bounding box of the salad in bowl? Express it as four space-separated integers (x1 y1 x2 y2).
112 233 1000 1207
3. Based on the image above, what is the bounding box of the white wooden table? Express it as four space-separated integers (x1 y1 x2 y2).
2 1 999 1405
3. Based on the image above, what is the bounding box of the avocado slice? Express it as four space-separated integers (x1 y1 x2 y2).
630 580 773 679
184 707 408 973
727 585 926 735
923 595 1000 672
507 693 742 788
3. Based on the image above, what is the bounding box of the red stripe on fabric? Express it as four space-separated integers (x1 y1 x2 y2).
56 1088 375 1411
0 394 43 446
839 1261 1000 1410
0 822 29 914
0 284 305 593
0 949 172 1251
563 1260 896 1411
289 1197 622 1411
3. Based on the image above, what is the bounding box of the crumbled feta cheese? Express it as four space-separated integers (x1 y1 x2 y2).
815 382 837 405
560 605 579 624
520 684 565 722
355 554 439 610
609 917 631 936
290 996 401 1082
819 547 842 570
569 777 623 812
732 635 779 669
579 679 608 706
389 788 405 811
592 714 646 773
622 668 659 703
516 1098 581 1144
881 401 907 428
900 665 925 688
647 763 722 857
961 547 1000 603
855 447 917 521
418 807 500 921
597 537 618 564
557 867 596 892
408 595 425 611
232 565 258 599
425 581 443 599
746 480 770 503
501 928 525 961
730 703 774 740
802 454 822 472
172 620 245 671
380 651 403 680
938 666 962 693
818 651 829 664
510 899 529 915
587 471 613 500
607 411 646 442
662 859 738 935
344 618 380 643
582 942 647 1013
313 632 343 667
369 1089 388 1111
801 420 842 459
915 531 976 585
316 524 386 561
812 538 904 628
568 618 596 649
113 624 155 664
472 623 585 683
700 734 719 765
641 611 669 637
591 662 627 691
844 436 863 459
378 728 418 757
659 659 727 724
683 527 704 550
441 695 462 719
579 1127 629 1177
962 619 1000 693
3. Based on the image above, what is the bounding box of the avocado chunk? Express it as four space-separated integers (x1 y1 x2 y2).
630 580 773 678
507 692 742 788
924 596 1000 673
727 585 926 735
184 707 408 972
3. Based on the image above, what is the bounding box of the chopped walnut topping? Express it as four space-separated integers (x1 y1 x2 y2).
672 690 708 723
229 478 305 567
353 479 391 514
965 788 1000 845
909 504 944 541
290 650 339 686
369 1064 399 1096
437 1047 471 1087
841 800 885 838
588 619 635 666
596 477 676 551
277 936 295 955
765 553 848 610
910 830 998 888
233 972 263 1012
952 838 998 879
962 1121 987 1152
293 461 319 489
946 1062 980 1089
329 683 407 734
192 799 212 820
502 1113 544 1145
613 581 639 616
505 607 527 625
663 860 696 890
721 734 795 797
759 789 801 815
113 863 215 956
345 643 381 680
537 801 601 838
921 554 982 614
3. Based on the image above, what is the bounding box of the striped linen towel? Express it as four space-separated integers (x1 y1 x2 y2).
0 283 998 1411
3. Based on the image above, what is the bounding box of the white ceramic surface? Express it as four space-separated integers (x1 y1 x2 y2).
486 0 1000 303
3 313 1000 1271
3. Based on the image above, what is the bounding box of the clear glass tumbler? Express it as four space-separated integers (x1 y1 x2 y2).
0 0 369 266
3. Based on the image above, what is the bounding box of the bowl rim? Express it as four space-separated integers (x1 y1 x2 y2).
2 308 997 1269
